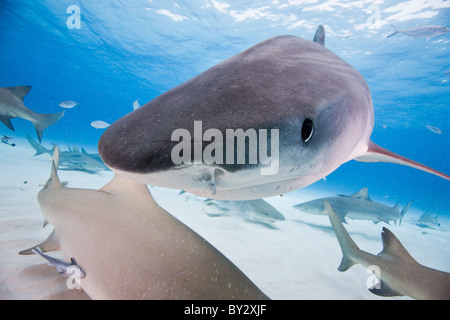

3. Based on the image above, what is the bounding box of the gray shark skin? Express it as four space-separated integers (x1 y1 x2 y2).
31 247 86 279
26 134 108 174
387 25 449 38
324 200 450 300
294 188 411 225
20 146 268 300
98 26 449 200
204 198 285 227
0 86 64 142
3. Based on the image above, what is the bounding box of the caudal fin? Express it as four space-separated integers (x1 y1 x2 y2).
355 141 450 181
399 201 413 226
323 200 359 271
33 110 65 142
19 229 60 255
26 134 52 156
387 24 399 38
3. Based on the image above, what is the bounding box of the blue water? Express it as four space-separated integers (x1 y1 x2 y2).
1 0 449 214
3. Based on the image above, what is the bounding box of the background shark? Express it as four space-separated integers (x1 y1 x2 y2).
408 212 446 231
98 26 449 200
294 187 411 225
324 200 450 300
26 134 108 174
0 86 64 142
387 24 449 38
203 198 285 228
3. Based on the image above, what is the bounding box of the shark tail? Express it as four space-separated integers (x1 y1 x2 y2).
32 110 65 142
387 24 399 38
323 200 360 271
26 134 52 156
399 201 413 226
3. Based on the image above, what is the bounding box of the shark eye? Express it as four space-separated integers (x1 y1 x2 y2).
301 118 314 143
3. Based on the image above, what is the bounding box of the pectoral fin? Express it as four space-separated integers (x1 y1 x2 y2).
4 86 32 101
0 115 15 131
355 141 450 181
19 229 60 255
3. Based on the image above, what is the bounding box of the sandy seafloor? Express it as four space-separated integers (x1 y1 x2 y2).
1 141 449 300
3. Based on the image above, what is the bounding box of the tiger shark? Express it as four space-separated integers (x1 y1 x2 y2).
20 146 268 300
98 26 449 200
0 86 64 142
324 200 450 300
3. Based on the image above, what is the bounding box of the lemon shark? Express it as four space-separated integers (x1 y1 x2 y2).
20 146 268 300
294 188 412 225
26 134 108 174
98 26 449 200
0 86 64 142
324 200 450 300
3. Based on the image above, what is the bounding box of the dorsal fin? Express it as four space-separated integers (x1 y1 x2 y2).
378 227 416 263
350 187 371 200
43 146 62 189
313 25 325 46
52 145 60 169
4 86 32 101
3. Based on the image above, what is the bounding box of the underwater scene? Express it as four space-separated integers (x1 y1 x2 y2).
0 0 449 301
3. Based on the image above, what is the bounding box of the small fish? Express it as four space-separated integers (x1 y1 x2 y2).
32 247 86 278
387 24 449 39
1 135 15 146
59 100 79 109
91 120 111 129
426 124 443 134
133 99 140 110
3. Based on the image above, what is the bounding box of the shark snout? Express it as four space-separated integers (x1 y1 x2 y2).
98 110 174 174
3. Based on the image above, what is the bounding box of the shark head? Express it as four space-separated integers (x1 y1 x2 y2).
293 199 326 215
98 26 449 200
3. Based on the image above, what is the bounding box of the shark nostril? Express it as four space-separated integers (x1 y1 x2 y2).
301 118 314 143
